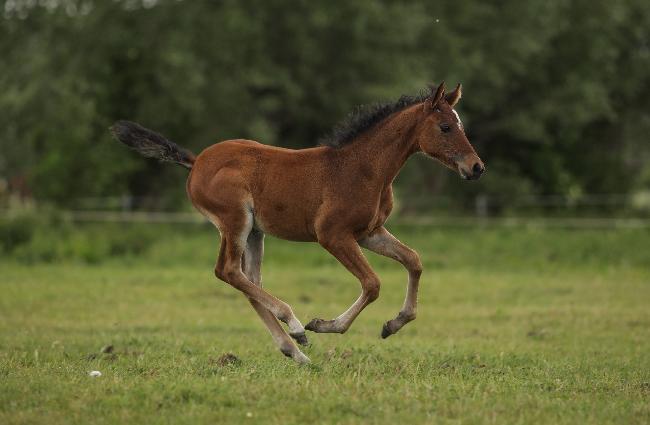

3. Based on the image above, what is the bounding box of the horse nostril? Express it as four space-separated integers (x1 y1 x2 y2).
472 162 483 175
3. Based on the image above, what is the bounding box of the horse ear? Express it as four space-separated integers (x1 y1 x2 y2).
445 83 462 107
425 81 446 110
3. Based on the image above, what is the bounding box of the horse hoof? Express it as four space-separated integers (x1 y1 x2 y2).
381 322 392 339
292 351 311 365
290 331 310 346
306 318 342 333
280 346 311 364
305 318 323 332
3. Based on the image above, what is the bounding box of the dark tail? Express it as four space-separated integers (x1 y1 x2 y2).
110 120 195 170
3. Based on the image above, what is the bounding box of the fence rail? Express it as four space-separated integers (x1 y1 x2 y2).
53 210 650 229
67 193 650 214
2 192 650 228
67 210 204 223
403 216 650 229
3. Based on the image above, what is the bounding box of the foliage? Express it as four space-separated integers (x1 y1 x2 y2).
2 218 650 269
0 210 157 263
0 0 649 210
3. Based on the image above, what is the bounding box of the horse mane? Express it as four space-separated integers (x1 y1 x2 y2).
318 89 429 148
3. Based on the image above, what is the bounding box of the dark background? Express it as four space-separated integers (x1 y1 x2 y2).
1 0 649 216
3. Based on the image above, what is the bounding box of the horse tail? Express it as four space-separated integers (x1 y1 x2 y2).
110 120 195 170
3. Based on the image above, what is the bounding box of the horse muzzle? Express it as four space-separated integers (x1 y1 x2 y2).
458 156 485 180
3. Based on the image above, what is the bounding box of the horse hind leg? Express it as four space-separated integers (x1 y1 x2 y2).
212 209 308 350
242 229 310 363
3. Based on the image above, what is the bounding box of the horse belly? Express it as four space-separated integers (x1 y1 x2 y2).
249 146 324 241
252 185 319 242
253 207 317 242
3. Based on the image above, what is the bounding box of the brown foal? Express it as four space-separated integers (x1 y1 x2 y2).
111 82 484 364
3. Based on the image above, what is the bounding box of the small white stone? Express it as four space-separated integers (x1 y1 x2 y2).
89 370 102 377
246 412 253 418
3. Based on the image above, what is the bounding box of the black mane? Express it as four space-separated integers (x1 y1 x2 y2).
318 90 429 148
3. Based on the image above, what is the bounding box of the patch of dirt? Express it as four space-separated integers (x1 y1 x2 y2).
211 353 241 367
100 345 114 354
86 345 143 361
325 348 353 361
527 328 549 339
298 294 312 303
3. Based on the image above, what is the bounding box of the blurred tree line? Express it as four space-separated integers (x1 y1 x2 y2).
1 0 648 212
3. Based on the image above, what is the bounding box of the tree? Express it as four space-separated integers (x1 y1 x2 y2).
1 0 648 212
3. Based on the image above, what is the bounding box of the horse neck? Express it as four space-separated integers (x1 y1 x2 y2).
340 104 422 185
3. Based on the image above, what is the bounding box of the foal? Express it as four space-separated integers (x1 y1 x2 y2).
111 82 484 364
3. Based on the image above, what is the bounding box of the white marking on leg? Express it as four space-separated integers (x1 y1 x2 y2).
333 294 370 330
287 317 306 336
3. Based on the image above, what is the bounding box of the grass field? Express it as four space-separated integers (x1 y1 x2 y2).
1 222 649 424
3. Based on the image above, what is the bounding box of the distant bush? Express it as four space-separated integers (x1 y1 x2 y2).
0 213 37 253
0 209 157 264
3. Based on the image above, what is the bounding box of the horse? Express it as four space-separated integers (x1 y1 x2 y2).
111 82 485 364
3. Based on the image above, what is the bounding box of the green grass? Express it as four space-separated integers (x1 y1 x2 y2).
1 223 649 424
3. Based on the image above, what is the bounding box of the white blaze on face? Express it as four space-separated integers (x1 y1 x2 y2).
452 109 463 131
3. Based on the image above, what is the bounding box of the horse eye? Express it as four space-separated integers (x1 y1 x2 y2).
439 123 451 133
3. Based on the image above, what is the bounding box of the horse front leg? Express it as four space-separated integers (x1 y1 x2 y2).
359 227 422 338
305 235 381 334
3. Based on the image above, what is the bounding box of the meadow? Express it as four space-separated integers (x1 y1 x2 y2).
1 220 649 424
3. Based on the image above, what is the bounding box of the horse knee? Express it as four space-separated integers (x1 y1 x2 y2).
406 250 423 278
364 276 381 302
